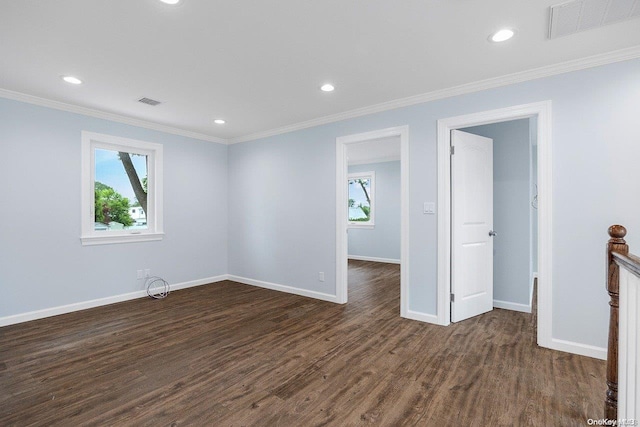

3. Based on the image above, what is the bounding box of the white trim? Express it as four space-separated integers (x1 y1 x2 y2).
2 47 638 146
0 275 229 327
227 275 338 303
348 255 401 264
0 88 226 145
81 131 164 246
348 224 374 230
547 338 607 360
336 126 410 317
81 232 165 246
169 276 228 291
229 46 640 144
436 102 554 353
348 155 401 166
404 309 439 324
493 299 532 313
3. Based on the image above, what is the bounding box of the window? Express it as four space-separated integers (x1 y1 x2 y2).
348 172 375 228
81 131 163 245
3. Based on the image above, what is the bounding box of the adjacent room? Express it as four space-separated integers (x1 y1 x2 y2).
2 0 640 425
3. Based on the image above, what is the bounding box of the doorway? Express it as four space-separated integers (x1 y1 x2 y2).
436 101 553 350
451 119 537 322
336 126 409 317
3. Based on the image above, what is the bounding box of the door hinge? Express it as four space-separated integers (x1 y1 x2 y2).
450 293 455 302
450 145 455 155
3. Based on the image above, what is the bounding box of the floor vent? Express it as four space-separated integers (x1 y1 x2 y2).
549 0 640 39
138 97 161 106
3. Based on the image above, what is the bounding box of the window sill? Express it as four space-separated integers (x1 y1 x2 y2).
81 232 164 246
348 223 375 230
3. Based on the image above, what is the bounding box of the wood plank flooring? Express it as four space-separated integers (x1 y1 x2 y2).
1 260 605 426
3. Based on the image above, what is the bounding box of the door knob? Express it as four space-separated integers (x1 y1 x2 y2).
489 230 497 237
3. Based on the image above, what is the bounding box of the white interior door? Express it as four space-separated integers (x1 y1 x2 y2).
451 130 494 322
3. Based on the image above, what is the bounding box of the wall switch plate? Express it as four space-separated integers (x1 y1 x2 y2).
423 202 436 214
319 272 325 282
137 269 144 279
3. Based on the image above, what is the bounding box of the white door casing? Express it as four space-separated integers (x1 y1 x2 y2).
451 130 494 322
335 126 410 318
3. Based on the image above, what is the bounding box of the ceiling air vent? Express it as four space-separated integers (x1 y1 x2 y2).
549 0 640 39
138 97 162 106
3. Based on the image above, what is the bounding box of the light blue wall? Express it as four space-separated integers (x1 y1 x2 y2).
463 119 531 307
0 98 228 318
530 116 538 277
227 131 336 293
348 161 400 261
3 58 639 350
226 58 640 349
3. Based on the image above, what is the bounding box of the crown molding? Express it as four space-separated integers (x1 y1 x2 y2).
3 46 639 146
229 45 640 144
0 88 228 145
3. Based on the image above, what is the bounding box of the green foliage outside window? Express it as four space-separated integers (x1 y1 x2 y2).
348 178 372 222
94 181 134 226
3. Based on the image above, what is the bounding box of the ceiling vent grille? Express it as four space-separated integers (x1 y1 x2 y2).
138 97 161 106
549 0 640 38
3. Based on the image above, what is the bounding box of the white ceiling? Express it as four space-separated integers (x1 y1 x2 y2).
347 136 400 166
1 0 639 143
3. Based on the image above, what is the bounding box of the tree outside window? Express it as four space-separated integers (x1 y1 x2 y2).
81 131 163 245
94 149 148 231
348 172 375 226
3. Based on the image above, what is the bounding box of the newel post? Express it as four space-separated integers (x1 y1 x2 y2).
605 224 628 420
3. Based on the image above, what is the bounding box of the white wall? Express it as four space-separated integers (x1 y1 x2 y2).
462 119 531 309
226 58 640 351
348 161 401 262
0 98 228 321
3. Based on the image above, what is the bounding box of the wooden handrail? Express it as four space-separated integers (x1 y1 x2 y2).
605 225 629 420
612 252 640 278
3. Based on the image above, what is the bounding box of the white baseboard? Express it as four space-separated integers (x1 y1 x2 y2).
1 273 608 362
227 275 339 303
348 255 401 264
170 275 229 291
546 338 607 360
493 299 532 313
403 309 441 325
0 275 229 327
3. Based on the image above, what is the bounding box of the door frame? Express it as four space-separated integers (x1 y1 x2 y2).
436 101 553 350
336 126 409 317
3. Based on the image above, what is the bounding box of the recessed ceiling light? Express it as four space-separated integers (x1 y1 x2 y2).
214 119 225 124
160 0 180 4
490 28 515 43
62 75 83 85
320 83 335 92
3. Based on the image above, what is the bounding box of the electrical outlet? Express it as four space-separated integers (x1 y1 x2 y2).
319 272 325 282
144 269 151 278
137 269 144 280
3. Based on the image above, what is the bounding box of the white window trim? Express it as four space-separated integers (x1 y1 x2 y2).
348 171 375 229
81 131 164 246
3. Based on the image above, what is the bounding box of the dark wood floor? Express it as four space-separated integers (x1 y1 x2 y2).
1 260 605 426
